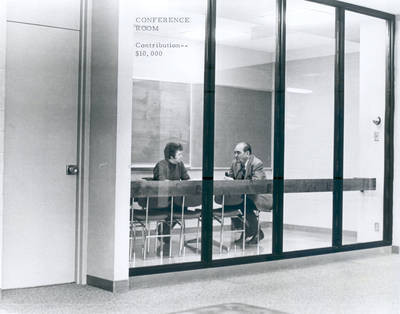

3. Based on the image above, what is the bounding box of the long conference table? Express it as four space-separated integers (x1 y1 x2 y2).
130 178 376 255
131 178 376 197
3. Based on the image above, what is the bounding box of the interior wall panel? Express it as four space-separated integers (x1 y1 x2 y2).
6 0 81 30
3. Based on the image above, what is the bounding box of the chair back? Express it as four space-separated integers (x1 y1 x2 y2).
214 194 243 206
135 197 170 209
134 177 170 209
174 195 202 207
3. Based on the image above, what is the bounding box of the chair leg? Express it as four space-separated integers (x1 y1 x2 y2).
220 216 225 254
257 210 260 254
145 197 150 258
147 222 151 254
220 198 225 254
179 220 184 256
242 195 247 251
196 218 200 254
143 229 148 260
160 223 164 258
141 227 145 258
179 200 185 257
182 220 187 256
129 222 137 263
169 200 173 258
155 222 159 253
132 223 137 263
129 224 132 262
242 217 246 251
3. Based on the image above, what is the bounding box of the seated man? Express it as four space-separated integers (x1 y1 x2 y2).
225 142 272 244
153 142 189 255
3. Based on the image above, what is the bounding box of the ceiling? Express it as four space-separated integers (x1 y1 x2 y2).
342 0 400 14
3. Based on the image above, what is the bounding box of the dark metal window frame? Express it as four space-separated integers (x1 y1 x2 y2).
130 0 395 277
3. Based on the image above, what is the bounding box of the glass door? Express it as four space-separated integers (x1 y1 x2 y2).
283 0 335 252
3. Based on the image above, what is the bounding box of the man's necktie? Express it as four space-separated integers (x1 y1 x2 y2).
238 164 246 179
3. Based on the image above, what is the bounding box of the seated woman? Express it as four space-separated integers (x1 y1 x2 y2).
153 142 189 256
153 142 189 181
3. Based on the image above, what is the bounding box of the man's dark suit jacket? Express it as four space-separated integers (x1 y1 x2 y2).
227 155 273 211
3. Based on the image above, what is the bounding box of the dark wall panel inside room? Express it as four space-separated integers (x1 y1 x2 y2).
191 84 272 168
132 79 272 168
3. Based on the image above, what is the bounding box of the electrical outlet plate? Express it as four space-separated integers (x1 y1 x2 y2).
374 131 380 141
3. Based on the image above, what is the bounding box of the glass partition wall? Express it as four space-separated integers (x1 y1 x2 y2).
213 0 275 260
283 0 335 252
130 0 394 274
130 0 206 268
342 12 387 245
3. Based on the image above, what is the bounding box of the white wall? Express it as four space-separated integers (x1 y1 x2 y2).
6 0 80 30
88 0 119 282
115 0 133 282
133 32 274 87
284 54 334 231
216 62 274 91
350 19 386 242
392 15 400 250
0 0 6 293
87 0 132 285
133 33 203 84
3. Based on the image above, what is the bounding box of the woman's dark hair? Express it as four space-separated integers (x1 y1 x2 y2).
164 142 183 160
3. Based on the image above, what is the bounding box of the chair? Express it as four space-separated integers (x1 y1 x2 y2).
173 195 202 255
252 194 273 252
213 194 246 253
130 195 171 261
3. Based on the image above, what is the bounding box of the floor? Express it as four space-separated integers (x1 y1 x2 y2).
1 247 399 314
130 223 356 267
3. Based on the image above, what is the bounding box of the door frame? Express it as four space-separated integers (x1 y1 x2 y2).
75 0 91 285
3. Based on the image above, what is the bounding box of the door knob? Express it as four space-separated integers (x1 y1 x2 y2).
66 165 79 175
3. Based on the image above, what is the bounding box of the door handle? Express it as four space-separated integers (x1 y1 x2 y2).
66 165 79 175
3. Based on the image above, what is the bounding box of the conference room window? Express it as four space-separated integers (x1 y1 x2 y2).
213 0 275 260
130 0 206 267
342 12 387 244
283 0 335 252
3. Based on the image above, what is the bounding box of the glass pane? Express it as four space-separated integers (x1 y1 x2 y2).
283 0 335 252
342 12 386 244
130 0 206 267
213 0 275 260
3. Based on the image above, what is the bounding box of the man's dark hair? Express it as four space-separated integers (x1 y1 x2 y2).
164 142 183 160
242 142 252 154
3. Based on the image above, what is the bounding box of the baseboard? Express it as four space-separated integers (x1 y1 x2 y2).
86 275 129 293
282 223 357 238
392 245 400 254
